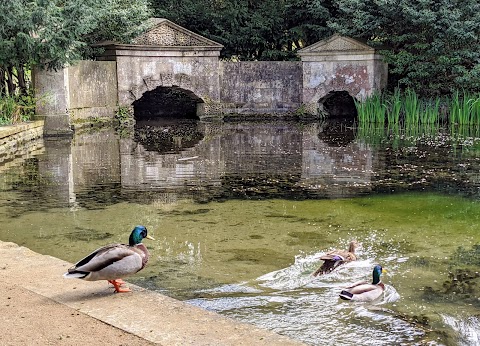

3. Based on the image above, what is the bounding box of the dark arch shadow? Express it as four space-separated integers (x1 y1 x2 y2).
133 86 203 120
318 91 357 120
134 119 204 154
317 119 357 147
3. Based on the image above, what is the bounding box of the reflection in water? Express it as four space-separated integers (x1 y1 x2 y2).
0 120 479 345
121 119 373 200
134 119 204 153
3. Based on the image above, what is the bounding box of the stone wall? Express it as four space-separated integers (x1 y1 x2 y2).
33 34 388 124
34 61 118 135
66 61 118 121
98 45 222 115
0 121 44 172
220 62 303 115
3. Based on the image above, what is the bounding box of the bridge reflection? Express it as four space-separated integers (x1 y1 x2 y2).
5 121 375 207
119 120 373 200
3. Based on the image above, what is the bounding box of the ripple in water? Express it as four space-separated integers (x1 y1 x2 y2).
188 249 431 346
442 315 480 346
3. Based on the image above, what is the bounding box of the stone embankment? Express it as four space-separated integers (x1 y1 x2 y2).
0 241 305 345
0 120 45 172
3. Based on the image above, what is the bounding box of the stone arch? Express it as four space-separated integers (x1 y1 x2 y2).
132 86 204 120
318 90 357 119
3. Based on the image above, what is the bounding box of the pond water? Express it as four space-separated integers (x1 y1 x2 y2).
0 119 479 346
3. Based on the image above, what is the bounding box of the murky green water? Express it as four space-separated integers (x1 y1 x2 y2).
0 120 479 345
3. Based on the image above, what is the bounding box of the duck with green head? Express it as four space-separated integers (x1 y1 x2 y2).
339 265 387 302
64 225 154 293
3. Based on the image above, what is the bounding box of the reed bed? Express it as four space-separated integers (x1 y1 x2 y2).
355 89 480 127
355 93 386 125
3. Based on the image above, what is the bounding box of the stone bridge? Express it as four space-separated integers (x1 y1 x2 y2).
34 18 387 133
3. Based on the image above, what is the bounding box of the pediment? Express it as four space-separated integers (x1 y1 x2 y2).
298 34 374 55
132 18 223 48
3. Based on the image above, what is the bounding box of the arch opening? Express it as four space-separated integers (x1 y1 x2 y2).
133 86 203 120
318 91 357 119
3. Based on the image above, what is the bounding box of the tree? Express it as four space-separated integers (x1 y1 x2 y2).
330 0 480 96
0 0 152 97
151 0 336 61
285 0 336 49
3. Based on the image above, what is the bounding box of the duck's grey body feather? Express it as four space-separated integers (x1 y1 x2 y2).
340 281 385 302
339 265 387 302
64 243 149 281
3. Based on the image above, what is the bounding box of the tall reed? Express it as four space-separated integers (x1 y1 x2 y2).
449 90 480 125
355 88 480 131
386 88 402 124
403 88 420 126
420 98 440 124
355 93 386 125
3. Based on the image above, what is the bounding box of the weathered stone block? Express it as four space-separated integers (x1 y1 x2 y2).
220 61 303 114
67 61 118 109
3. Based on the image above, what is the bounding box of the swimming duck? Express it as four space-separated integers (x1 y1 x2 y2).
63 225 154 293
339 265 386 302
312 240 359 276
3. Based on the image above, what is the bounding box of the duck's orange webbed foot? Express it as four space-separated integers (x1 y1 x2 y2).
107 279 131 293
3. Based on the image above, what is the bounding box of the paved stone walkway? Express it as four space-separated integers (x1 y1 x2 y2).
0 241 305 346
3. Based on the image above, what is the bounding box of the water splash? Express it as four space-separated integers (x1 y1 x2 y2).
188 250 426 345
442 314 480 346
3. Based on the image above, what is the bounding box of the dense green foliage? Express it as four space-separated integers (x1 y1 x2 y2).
152 0 335 61
0 92 36 125
0 0 152 98
332 0 480 96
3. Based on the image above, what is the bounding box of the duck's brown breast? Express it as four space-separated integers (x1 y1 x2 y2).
134 243 150 269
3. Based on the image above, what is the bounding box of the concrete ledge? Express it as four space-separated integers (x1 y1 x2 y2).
2 283 153 345
43 114 74 137
0 241 305 345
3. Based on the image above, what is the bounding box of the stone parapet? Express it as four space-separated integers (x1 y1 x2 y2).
0 120 45 170
34 61 118 135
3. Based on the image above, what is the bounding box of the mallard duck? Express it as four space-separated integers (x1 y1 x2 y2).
339 265 387 302
63 225 154 293
312 240 359 276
